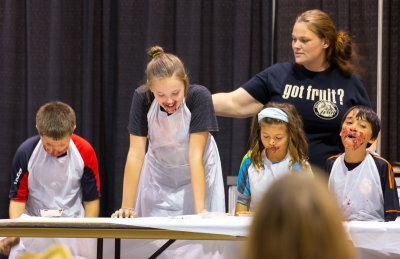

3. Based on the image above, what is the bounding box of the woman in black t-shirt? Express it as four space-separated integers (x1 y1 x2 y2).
212 9 372 169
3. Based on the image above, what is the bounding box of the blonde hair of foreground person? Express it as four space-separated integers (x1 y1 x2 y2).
245 173 355 259
18 244 73 259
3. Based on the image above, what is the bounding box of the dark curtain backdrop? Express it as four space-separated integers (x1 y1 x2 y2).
0 0 398 220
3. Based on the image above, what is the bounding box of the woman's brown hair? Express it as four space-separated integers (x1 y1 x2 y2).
295 9 359 77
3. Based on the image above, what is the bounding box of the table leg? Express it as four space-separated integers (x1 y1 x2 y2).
148 239 176 259
96 238 103 259
115 238 121 259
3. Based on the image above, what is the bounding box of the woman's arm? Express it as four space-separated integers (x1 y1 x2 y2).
189 132 209 214
112 134 146 218
367 137 378 153
212 87 263 118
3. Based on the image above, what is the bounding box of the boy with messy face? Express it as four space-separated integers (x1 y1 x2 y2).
327 105 400 221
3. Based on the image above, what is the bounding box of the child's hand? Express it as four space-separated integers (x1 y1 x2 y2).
0 237 20 255
111 208 137 218
197 209 209 214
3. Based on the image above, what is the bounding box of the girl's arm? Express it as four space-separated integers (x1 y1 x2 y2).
235 202 249 216
112 134 146 218
189 131 209 214
235 153 252 215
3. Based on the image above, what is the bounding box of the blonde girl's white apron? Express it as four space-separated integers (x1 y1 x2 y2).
328 152 384 221
9 140 96 259
248 151 292 211
134 99 225 216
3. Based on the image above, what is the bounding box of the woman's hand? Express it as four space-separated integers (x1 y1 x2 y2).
111 208 138 218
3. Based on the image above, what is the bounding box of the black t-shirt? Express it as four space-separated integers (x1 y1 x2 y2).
242 61 371 169
128 84 219 136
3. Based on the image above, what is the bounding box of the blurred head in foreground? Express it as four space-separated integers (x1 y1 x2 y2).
245 172 355 259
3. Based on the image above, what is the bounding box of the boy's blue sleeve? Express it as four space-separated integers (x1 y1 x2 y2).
373 155 400 221
9 135 40 202
236 153 252 206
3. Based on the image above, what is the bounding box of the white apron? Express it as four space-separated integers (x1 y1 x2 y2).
9 140 96 259
328 152 384 221
135 99 225 216
248 151 292 211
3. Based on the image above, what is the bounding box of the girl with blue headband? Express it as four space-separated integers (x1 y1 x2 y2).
235 102 312 215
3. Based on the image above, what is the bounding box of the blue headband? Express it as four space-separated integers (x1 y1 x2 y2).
258 107 289 123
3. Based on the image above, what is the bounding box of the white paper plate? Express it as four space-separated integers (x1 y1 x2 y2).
39 209 64 217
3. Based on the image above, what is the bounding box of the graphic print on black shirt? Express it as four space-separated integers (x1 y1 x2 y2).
282 83 343 120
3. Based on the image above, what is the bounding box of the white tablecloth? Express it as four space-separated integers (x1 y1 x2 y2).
3 214 400 258
345 219 400 256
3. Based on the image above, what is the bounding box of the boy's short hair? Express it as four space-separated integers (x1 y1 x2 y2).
341 105 380 142
36 101 76 139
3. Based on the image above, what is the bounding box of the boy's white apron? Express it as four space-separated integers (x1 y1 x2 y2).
9 141 96 259
135 99 225 216
328 152 384 221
